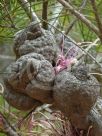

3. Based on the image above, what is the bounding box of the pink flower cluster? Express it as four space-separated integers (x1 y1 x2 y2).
55 36 78 74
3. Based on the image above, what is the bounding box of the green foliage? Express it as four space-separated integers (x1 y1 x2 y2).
0 0 102 43
96 44 102 53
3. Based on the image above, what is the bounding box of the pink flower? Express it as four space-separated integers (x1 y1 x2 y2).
54 36 78 74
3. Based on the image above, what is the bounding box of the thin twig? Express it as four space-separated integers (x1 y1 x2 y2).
90 0 102 42
77 38 99 60
65 0 88 35
49 2 63 33
57 0 100 37
89 72 102 76
17 0 40 22
42 0 48 29
41 18 101 68
2 0 16 29
0 24 17 29
77 42 92 46
0 83 4 95
0 112 21 136
65 18 77 35
0 55 14 60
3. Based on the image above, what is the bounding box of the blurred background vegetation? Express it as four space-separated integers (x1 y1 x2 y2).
1 0 102 43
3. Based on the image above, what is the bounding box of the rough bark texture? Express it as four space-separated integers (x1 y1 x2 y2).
14 23 57 64
14 21 43 58
18 30 57 64
53 66 100 129
4 85 41 111
3 22 102 135
4 53 55 106
88 97 102 136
